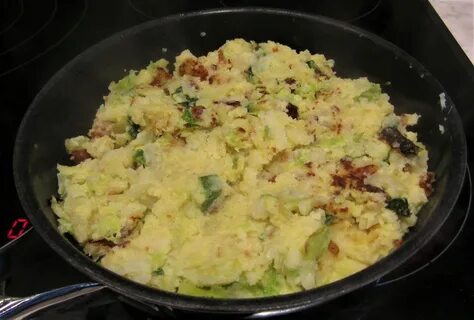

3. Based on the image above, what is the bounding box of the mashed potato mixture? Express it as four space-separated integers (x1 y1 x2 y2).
52 39 434 297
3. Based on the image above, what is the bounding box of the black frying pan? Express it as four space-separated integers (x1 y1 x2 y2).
12 7 467 316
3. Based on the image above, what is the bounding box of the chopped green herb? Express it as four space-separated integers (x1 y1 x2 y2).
355 84 382 102
386 198 411 217
182 107 196 126
174 86 183 94
306 60 326 77
244 67 254 82
127 117 140 139
94 256 104 264
245 103 257 114
306 60 317 70
179 95 198 109
153 267 165 276
258 233 266 241
199 175 222 213
179 95 199 126
325 214 335 225
133 149 146 167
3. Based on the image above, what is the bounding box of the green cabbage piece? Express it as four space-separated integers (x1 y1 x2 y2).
304 226 330 260
133 149 146 167
199 175 222 213
355 84 382 102
110 72 137 95
94 213 121 241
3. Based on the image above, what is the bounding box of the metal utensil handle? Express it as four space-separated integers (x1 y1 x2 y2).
0 282 105 319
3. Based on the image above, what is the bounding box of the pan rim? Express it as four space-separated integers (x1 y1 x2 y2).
13 7 467 313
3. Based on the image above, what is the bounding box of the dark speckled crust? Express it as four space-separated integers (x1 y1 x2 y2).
379 127 420 156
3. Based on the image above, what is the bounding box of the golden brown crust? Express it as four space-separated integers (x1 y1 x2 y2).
150 67 171 87
419 172 435 196
70 149 92 164
178 58 209 81
332 159 383 193
89 120 114 138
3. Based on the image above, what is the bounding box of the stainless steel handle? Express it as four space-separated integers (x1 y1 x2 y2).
0 282 105 319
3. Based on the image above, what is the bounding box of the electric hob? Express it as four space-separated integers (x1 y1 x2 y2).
1 0 473 319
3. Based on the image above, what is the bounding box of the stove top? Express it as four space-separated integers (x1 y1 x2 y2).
1 0 473 319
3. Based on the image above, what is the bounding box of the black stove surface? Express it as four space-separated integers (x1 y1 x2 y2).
1 0 473 319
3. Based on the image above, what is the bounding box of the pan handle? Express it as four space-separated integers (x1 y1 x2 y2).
0 282 105 319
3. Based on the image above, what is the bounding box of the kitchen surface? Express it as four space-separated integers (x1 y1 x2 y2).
0 0 473 319
430 0 473 62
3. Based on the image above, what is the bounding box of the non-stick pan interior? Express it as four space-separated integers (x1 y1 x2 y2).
14 8 466 313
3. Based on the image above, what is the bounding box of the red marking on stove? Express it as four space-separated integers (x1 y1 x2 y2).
7 218 30 239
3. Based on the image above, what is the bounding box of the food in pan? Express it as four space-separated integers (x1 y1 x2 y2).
51 39 434 298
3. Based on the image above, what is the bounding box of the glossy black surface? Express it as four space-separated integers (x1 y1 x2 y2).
1 0 473 319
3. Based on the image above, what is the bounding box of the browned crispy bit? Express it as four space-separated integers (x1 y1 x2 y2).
332 175 347 188
306 171 316 177
70 149 92 164
284 77 296 85
332 122 342 134
274 150 289 162
379 127 419 156
403 163 412 172
327 202 349 216
363 184 385 193
340 158 353 170
88 238 129 251
191 105 205 119
120 223 136 240
304 162 313 168
150 67 171 87
332 159 383 193
224 100 241 107
328 240 340 256
353 164 378 179
171 132 187 146
208 75 217 84
89 120 114 138
365 223 380 233
89 239 115 248
286 103 299 119
419 172 435 196
178 58 208 81
218 49 226 65
211 115 219 127
393 239 403 247
268 175 277 183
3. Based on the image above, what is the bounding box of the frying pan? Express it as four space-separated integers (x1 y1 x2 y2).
8 7 467 318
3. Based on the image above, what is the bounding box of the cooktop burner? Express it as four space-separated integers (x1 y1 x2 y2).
128 0 382 22
1 0 473 319
0 0 88 77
